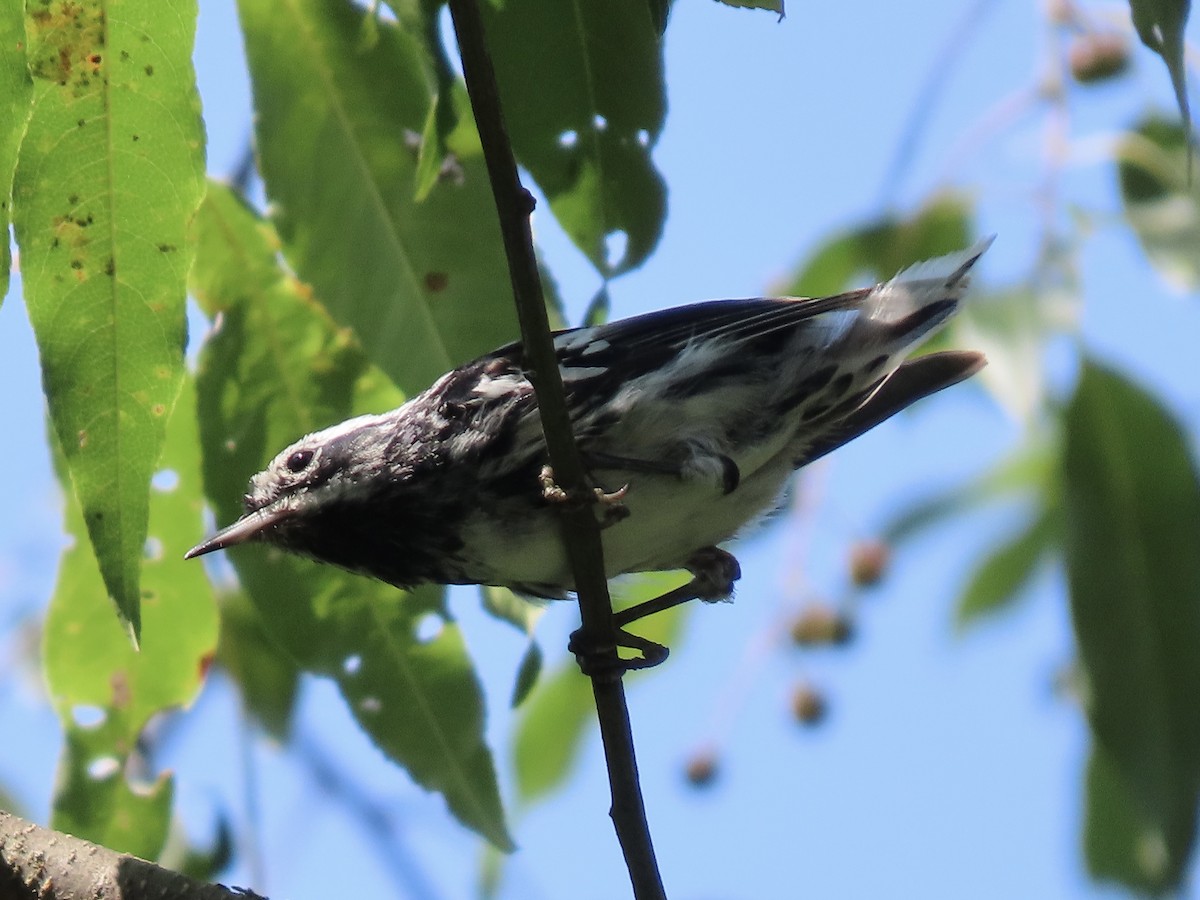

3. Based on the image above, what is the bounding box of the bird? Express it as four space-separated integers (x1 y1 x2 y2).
187 238 992 671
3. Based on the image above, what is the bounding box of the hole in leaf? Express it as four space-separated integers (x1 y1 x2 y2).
558 130 578 149
592 113 608 130
636 129 651 147
72 705 106 728
152 469 179 492
414 613 443 644
343 655 362 676
605 231 629 270
359 696 382 714
87 756 120 780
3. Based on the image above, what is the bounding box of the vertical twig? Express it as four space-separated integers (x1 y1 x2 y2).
444 2 667 898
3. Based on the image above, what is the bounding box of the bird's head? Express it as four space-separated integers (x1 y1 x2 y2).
185 412 398 561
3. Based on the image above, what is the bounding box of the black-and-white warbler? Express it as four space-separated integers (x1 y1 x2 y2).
188 239 992 667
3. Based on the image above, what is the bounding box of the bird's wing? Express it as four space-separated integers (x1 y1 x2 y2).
548 290 871 383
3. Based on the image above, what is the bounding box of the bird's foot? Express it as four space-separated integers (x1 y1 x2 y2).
567 547 741 679
568 627 669 681
539 465 630 525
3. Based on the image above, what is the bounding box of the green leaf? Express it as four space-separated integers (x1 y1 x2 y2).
512 651 594 804
238 0 518 396
510 640 543 709
513 572 689 803
647 0 671 33
1064 359 1200 893
1085 743 1177 894
716 0 785 15
44 376 218 855
15 0 206 638
191 183 512 851
53 725 173 860
955 506 1058 631
482 585 546 637
0 4 32 304
952 288 1054 423
1117 116 1200 291
217 592 299 741
172 812 235 882
781 194 972 297
480 586 546 708
483 0 667 275
1128 0 1192 135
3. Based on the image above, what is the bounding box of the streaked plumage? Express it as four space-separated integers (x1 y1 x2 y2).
187 239 992 606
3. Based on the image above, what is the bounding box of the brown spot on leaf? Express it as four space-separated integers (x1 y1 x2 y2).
26 1 106 94
109 671 131 710
424 271 449 293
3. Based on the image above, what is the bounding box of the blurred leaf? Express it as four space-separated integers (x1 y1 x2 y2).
1128 0 1192 135
191 183 512 850
513 572 689 804
44 377 217 855
217 592 299 741
1064 360 1200 893
955 506 1058 631
479 586 546 708
883 436 1057 544
413 89 458 203
482 585 546 637
53 726 173 860
1085 743 1176 894
0 4 32 304
238 0 518 396
952 288 1052 423
512 652 594 804
14 0 206 637
583 285 611 328
510 641 544 709
1117 116 1200 291
647 0 671 33
174 812 235 882
781 194 972 296
483 0 666 275
717 0 785 14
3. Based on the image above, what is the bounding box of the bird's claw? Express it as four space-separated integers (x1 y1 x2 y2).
539 465 630 522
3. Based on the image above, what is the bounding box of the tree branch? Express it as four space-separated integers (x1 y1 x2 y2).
444 2 666 897
0 810 255 900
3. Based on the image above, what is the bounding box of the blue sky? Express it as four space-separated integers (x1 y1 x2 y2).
3 0 1199 898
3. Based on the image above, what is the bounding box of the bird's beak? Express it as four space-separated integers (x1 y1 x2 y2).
185 506 289 559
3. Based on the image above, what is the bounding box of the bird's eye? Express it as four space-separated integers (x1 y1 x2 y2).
286 449 314 473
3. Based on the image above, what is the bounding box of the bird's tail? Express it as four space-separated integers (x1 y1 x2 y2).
862 235 996 346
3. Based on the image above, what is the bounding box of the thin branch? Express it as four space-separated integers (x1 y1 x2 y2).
444 2 666 897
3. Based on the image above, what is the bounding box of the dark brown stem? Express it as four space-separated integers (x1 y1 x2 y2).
444 2 666 897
